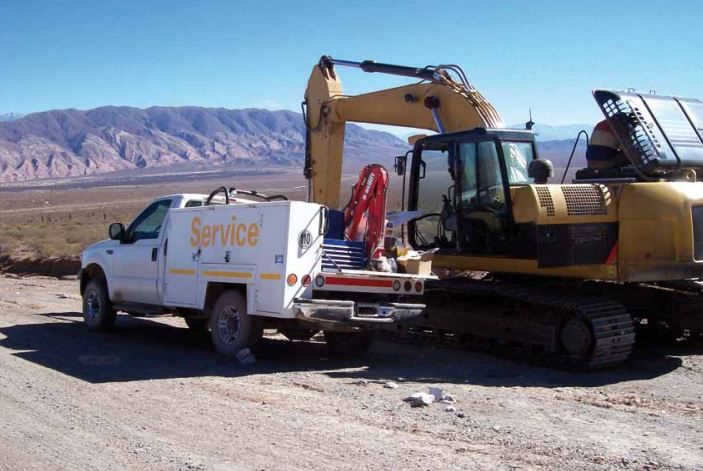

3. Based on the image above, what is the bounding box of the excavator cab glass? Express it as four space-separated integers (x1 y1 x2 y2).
407 128 537 255
408 141 455 249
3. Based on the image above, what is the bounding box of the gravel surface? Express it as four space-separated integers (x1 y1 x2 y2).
0 274 701 470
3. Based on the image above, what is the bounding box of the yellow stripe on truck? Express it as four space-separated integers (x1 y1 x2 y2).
168 268 196 276
202 270 253 279
260 273 281 280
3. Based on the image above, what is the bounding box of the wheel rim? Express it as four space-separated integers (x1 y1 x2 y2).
560 317 593 356
85 290 100 320
217 306 241 345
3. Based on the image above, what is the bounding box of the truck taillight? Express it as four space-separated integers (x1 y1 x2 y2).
404 281 412 292
301 275 312 287
315 275 325 287
415 281 423 292
287 274 298 286
393 280 401 291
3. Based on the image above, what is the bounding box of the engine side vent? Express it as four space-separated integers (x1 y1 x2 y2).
561 185 608 216
535 186 555 216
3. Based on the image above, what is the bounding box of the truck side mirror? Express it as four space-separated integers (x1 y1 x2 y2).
109 223 125 241
394 155 406 176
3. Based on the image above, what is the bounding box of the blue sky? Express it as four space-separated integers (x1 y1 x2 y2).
1 0 700 126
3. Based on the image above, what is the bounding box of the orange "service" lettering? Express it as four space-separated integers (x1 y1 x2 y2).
190 216 260 248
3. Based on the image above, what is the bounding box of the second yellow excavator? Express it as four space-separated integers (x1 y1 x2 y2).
303 55 703 369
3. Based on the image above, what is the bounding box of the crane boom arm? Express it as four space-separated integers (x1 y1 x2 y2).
304 56 505 208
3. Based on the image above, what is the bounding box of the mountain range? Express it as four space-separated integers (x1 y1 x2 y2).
0 106 587 183
0 113 24 122
0 107 406 182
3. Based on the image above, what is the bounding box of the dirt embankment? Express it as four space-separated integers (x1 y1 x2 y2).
0 254 80 277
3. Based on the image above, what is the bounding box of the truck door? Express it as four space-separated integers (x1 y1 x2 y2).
163 211 200 307
112 198 172 305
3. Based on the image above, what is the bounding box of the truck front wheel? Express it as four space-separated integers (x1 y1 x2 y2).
210 290 263 357
82 279 116 331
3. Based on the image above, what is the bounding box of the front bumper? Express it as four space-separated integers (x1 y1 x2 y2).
293 298 425 325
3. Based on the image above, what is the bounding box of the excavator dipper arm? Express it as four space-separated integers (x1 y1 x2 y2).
304 56 505 209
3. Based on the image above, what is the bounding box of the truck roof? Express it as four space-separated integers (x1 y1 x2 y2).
153 193 269 206
155 193 208 201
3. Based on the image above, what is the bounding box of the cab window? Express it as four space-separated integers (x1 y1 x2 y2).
127 199 172 242
501 141 532 184
459 142 477 203
411 144 454 248
459 141 506 212
185 199 203 208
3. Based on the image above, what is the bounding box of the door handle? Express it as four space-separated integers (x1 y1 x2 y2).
106 249 113 255
151 247 158 262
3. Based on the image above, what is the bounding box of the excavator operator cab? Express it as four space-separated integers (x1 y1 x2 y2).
406 128 539 255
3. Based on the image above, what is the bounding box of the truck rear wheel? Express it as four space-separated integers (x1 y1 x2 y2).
210 290 263 357
324 331 375 355
82 279 116 331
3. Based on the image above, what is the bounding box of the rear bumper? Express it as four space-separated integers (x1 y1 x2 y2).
292 298 425 325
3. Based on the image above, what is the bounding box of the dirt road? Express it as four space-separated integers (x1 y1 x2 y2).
0 274 701 470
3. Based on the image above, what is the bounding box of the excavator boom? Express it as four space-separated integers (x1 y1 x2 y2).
304 56 505 208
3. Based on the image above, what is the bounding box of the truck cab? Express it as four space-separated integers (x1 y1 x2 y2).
83 194 204 306
80 189 429 358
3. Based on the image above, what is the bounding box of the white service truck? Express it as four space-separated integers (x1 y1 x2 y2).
79 187 428 356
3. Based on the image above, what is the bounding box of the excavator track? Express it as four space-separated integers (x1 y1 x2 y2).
583 280 703 340
388 278 636 370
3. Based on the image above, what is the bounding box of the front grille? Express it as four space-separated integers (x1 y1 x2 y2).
692 206 703 261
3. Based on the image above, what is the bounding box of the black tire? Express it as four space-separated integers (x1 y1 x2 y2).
185 317 209 332
324 331 375 355
82 279 116 331
209 290 263 357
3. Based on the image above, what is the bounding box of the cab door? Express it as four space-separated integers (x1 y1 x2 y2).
454 139 533 255
111 198 172 305
455 140 511 254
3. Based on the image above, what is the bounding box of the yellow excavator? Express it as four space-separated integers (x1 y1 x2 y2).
303 55 703 369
